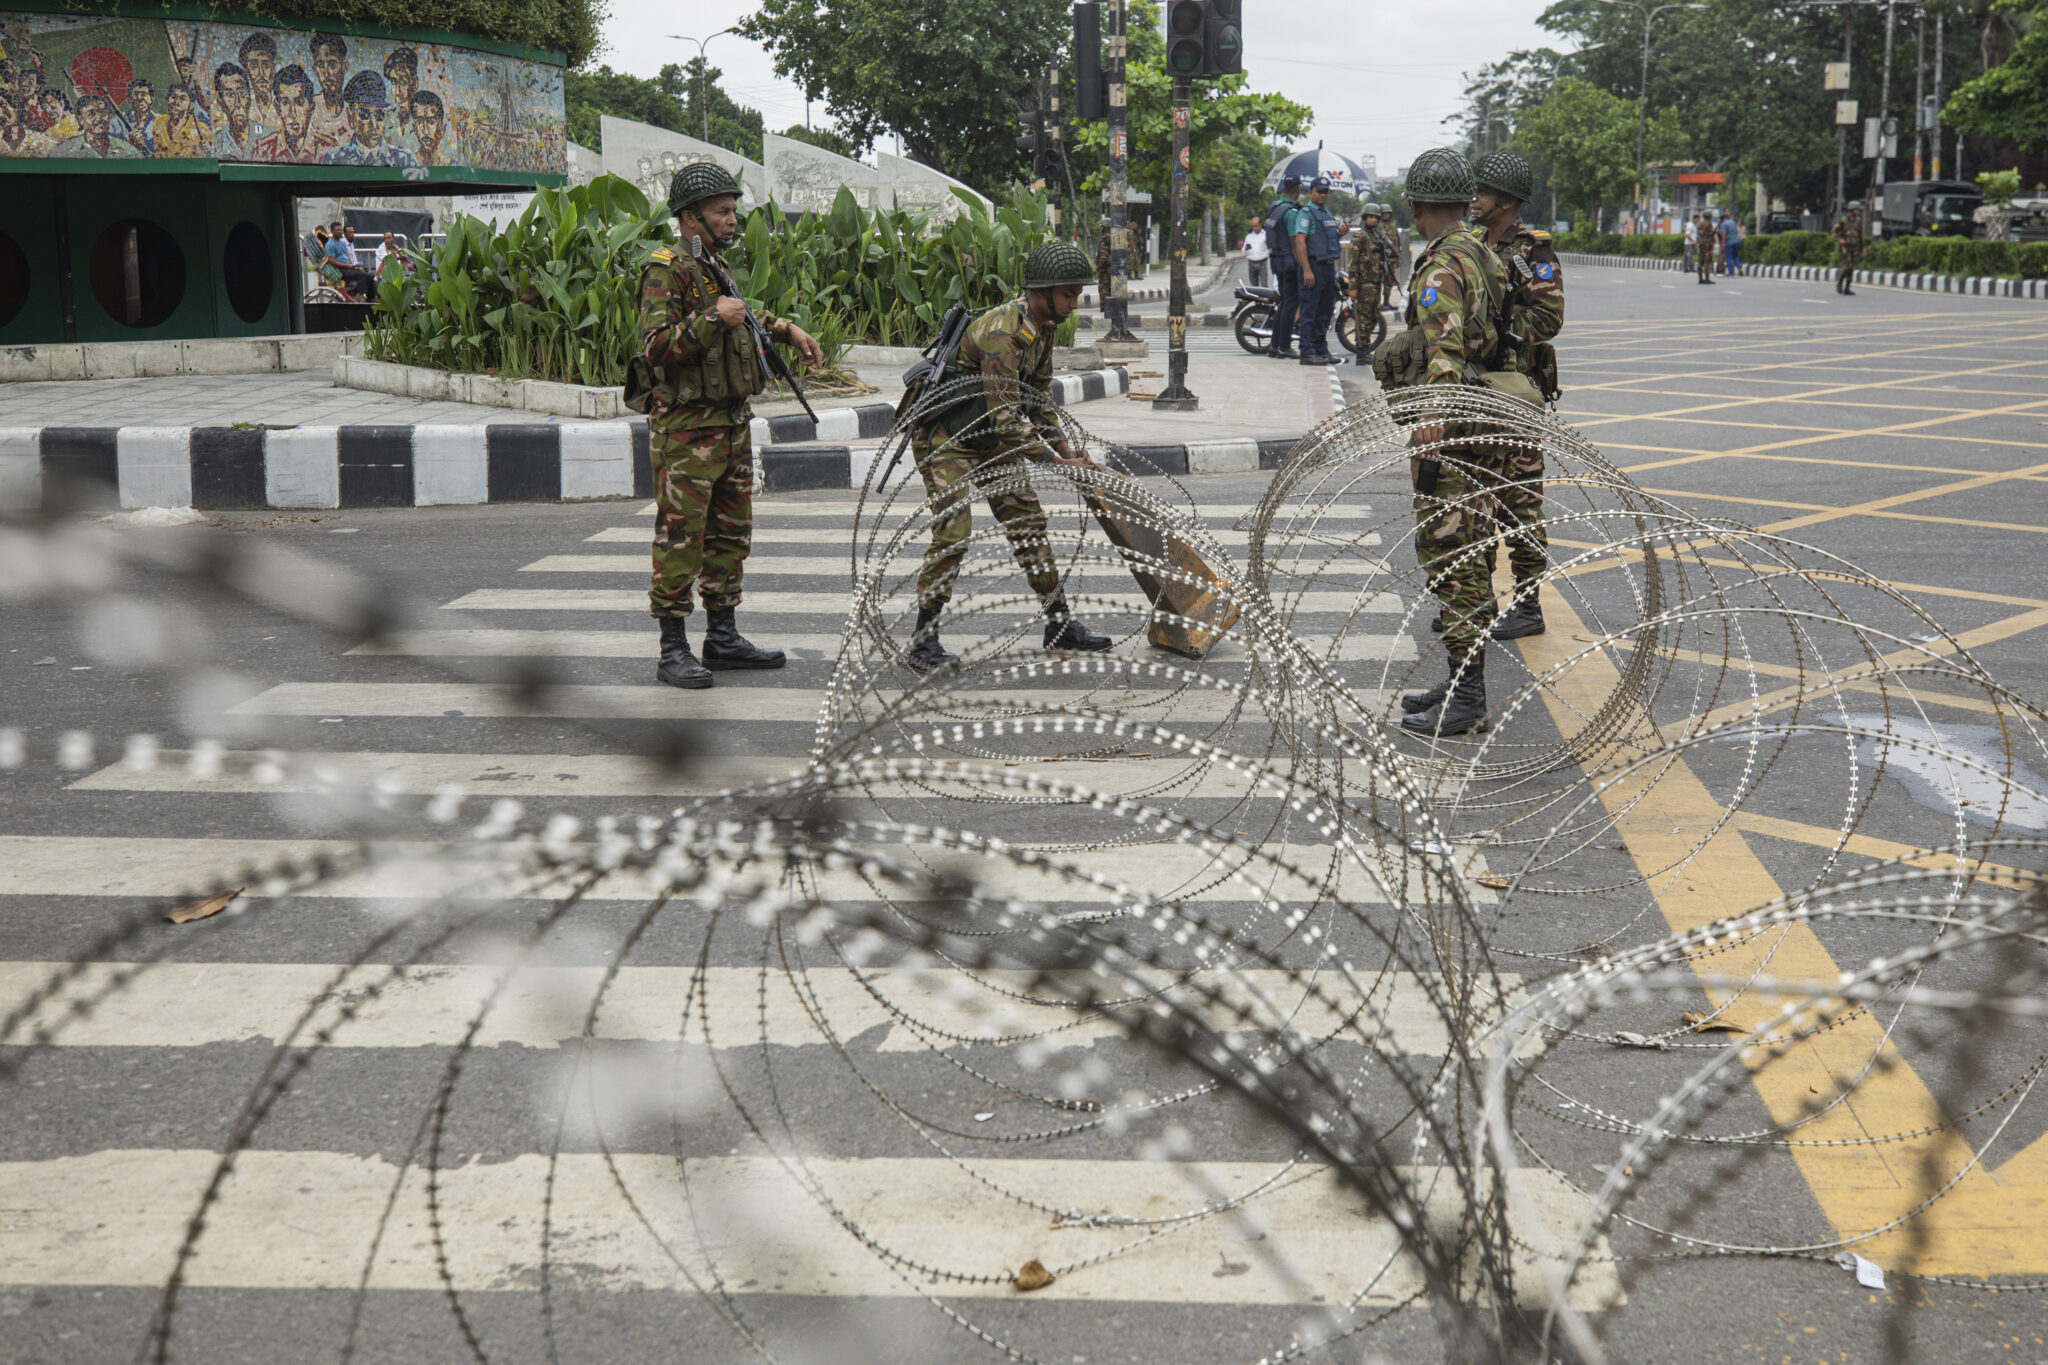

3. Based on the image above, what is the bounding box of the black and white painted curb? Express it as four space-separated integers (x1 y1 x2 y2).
750 366 1129 447
1557 251 2048 300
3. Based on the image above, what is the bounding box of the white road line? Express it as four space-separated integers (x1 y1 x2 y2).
0 1149 1616 1307
679 503 1377 520
0 836 1490 906
344 628 1416 664
516 555 1387 580
0 962 1511 1057
68 748 1404 800
442 589 1405 615
222 681 1394 724
585 526 1386 548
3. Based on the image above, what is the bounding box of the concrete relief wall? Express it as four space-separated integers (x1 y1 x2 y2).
877 151 988 223
763 131 884 214
599 115 762 211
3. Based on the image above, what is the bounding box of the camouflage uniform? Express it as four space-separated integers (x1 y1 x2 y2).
1487 227 1564 586
1096 228 1114 308
1695 219 1718 283
1348 227 1390 320
637 245 786 618
1404 222 1505 663
1832 210 1863 291
912 298 1065 610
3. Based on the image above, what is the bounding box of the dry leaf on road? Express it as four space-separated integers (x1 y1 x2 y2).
1014 1259 1055 1291
167 889 243 924
1681 1010 1747 1035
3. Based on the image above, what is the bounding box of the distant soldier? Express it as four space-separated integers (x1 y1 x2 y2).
903 241 1114 671
1471 150 1563 640
636 161 822 688
1832 203 1863 296
1373 147 1506 738
1347 204 1390 357
1694 212 1717 284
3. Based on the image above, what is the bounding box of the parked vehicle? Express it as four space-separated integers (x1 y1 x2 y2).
1759 211 1805 234
1232 272 1393 357
1881 180 1982 237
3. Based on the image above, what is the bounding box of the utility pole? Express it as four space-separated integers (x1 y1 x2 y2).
1047 67 1062 238
1836 8 1852 219
1931 11 1943 177
1875 0 1896 222
1913 9 1925 180
1154 80 1197 410
1102 0 1139 347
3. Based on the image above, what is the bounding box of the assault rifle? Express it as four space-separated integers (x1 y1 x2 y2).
709 263 818 425
877 303 974 486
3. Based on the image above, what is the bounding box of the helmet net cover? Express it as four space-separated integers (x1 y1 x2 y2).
1474 151 1534 205
668 161 742 217
1404 147 1477 205
1024 240 1097 289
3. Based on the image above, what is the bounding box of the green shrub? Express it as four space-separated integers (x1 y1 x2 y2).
364 173 1066 385
1745 230 1834 268
2019 243 2048 280
1552 231 1682 258
238 0 599 62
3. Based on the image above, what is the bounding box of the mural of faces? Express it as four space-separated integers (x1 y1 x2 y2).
0 11 563 173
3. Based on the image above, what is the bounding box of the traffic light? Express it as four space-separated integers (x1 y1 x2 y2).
1073 2 1105 120
1016 110 1053 181
1204 0 1243 76
1166 1 1206 79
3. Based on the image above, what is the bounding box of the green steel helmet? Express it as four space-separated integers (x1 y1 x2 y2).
1404 147 1476 205
1023 239 1096 289
1474 150 1534 204
667 160 740 216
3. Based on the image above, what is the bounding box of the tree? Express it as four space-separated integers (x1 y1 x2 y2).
1946 0 2048 155
780 124 862 159
564 60 764 161
737 0 1068 190
1522 77 1687 228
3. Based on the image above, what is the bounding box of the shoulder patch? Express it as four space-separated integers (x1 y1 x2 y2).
651 248 674 262
1417 285 1439 309
1534 261 1555 280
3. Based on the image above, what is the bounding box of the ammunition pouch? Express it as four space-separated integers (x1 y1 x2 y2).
1529 341 1561 404
917 375 1000 455
1477 369 1545 411
623 355 656 415
1372 325 1428 389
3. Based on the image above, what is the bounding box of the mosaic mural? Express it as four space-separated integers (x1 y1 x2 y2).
0 10 564 174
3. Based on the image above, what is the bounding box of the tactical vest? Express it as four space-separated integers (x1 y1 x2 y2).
1264 198 1299 269
632 249 763 413
1304 202 1341 263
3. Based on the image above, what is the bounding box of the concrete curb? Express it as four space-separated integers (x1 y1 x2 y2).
0 416 1300 511
1556 251 2048 300
1082 254 1240 309
0 371 1138 511
2 334 360 383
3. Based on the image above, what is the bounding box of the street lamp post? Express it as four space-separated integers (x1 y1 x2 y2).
666 29 738 146
1593 0 1704 231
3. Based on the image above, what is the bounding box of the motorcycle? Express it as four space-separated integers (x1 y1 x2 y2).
1233 272 1395 358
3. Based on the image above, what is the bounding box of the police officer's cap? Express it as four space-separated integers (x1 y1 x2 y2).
1473 150 1534 205
668 161 741 217
1310 174 1333 191
1023 240 1096 289
1280 174 1301 190
1404 147 1476 205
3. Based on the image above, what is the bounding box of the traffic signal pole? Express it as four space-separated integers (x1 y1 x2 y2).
1154 78 1198 411
1102 0 1138 346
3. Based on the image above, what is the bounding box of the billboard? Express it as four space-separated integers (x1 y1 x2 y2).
0 9 564 176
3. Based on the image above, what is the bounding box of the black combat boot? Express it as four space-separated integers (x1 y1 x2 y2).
906 603 957 673
700 606 785 670
1043 596 1113 652
1400 669 1452 715
656 616 712 690
1400 650 1487 737
1489 592 1545 640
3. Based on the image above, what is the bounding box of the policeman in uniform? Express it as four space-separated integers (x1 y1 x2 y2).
637 162 822 689
904 240 1114 672
1289 173 1348 365
1832 203 1863 295
1370 148 1505 738
1470 150 1563 640
1265 174 1303 359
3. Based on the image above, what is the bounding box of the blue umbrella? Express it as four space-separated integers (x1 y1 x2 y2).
1263 143 1370 195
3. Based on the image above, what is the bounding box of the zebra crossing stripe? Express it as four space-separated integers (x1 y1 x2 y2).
0 962 1513 1057
440 588 1405 614
340 627 1415 662
582 525 1385 547
0 836 1490 906
0 1149 1618 1306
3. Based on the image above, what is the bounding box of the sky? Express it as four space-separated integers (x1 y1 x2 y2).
594 0 1560 179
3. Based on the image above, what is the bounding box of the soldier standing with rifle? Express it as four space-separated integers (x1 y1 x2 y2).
1832 202 1863 295
1346 203 1393 364
902 241 1114 672
633 161 822 689
1470 150 1563 640
1369 149 1506 738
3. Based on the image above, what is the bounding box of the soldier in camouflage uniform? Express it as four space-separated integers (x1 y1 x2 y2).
1471 150 1563 641
1832 203 1863 295
905 240 1114 672
1347 205 1391 354
637 161 822 689
1372 147 1505 738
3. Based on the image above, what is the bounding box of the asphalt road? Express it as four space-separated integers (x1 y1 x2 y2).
3 264 2047 1364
